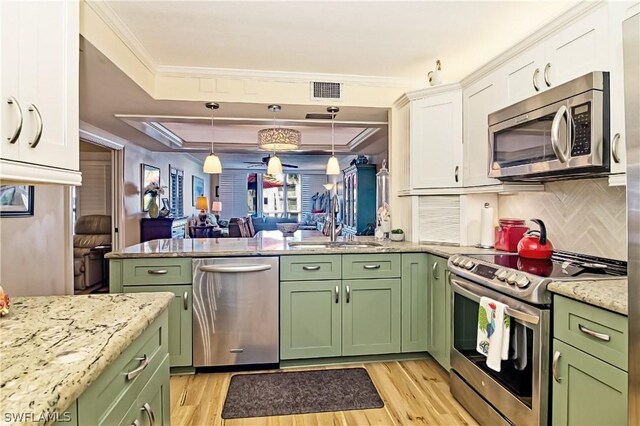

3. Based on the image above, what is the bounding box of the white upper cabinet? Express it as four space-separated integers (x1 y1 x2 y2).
543 7 608 87
607 1 637 177
463 74 506 187
502 44 546 105
409 86 463 189
0 1 80 185
500 5 609 105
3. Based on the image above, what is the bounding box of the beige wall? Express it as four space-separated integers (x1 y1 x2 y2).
123 144 210 246
0 185 69 296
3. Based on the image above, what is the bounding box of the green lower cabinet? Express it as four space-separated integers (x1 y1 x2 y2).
118 356 171 426
428 255 451 371
401 254 429 352
552 339 628 426
342 279 401 356
123 285 193 367
280 280 342 360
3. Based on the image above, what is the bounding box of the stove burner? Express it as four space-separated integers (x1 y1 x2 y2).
448 250 627 306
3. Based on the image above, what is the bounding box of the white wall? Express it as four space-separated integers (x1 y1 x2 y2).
0 185 69 296
122 144 210 246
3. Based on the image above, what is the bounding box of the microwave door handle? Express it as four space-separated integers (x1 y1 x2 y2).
551 105 570 163
450 277 540 326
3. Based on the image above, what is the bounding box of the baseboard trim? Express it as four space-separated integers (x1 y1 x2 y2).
280 352 430 369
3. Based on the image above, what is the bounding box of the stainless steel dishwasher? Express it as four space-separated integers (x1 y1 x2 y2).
192 257 279 367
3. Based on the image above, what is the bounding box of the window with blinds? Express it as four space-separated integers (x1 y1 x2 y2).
170 166 184 217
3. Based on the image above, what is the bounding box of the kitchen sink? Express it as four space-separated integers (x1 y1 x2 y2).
288 241 383 249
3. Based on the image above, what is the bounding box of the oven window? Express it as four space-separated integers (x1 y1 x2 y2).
493 112 568 168
453 293 534 408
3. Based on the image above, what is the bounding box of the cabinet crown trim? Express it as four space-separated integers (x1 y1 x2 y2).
460 1 606 88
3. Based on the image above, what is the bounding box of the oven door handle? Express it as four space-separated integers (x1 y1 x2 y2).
450 276 540 326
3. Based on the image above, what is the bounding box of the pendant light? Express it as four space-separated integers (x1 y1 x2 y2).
267 154 283 175
203 102 222 174
326 106 341 175
258 104 301 151
263 105 284 175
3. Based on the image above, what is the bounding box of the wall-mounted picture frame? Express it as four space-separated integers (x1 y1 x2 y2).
192 175 204 206
215 185 219 198
0 185 34 217
141 163 161 212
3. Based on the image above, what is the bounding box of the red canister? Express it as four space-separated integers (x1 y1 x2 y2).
494 218 529 252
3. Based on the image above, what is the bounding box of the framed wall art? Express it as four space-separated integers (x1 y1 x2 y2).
0 185 34 217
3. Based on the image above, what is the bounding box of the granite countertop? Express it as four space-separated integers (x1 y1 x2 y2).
548 279 628 315
106 230 504 259
0 292 173 426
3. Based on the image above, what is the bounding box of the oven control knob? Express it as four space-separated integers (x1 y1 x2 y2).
457 258 467 268
464 261 475 270
516 275 531 288
451 255 460 266
495 269 509 281
506 272 519 285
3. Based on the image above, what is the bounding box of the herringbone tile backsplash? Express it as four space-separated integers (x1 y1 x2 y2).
498 178 627 260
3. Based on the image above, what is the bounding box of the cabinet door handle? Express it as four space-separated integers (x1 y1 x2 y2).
335 285 339 303
454 166 459 183
27 104 43 148
612 133 622 163
183 291 189 310
131 420 141 426
147 269 168 275
6 97 23 144
346 285 350 303
533 68 541 92
141 402 156 426
552 351 561 383
363 264 381 270
432 262 440 280
578 324 611 342
126 354 149 381
544 63 552 87
302 265 321 271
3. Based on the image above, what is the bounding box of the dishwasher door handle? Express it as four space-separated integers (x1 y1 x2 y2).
199 264 272 273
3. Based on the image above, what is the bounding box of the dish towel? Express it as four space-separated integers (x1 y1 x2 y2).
476 297 510 372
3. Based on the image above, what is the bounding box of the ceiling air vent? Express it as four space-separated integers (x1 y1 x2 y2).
311 81 343 101
305 112 334 120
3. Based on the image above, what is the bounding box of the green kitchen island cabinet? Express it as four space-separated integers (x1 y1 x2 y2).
342 278 401 356
123 284 193 367
111 258 193 369
280 280 342 359
401 253 429 352
552 295 628 425
428 254 451 371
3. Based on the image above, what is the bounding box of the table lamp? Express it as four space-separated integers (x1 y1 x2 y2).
211 201 222 221
195 196 209 224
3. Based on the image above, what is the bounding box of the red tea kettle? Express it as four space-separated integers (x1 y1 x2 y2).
517 219 554 259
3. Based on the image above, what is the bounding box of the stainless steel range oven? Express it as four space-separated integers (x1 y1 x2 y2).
450 274 550 426
447 252 626 426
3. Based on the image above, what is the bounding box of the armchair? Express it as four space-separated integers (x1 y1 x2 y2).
73 215 112 291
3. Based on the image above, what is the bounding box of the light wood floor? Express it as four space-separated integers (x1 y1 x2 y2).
170 359 479 426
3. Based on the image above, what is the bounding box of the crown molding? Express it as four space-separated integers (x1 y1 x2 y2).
79 121 127 150
460 0 606 87
85 0 159 73
156 65 421 88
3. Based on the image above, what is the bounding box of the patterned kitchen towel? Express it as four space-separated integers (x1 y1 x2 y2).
476 297 511 372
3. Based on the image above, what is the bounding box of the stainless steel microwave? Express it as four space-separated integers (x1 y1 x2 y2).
488 71 610 181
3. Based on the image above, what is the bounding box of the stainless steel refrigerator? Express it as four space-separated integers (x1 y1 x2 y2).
624 8 640 425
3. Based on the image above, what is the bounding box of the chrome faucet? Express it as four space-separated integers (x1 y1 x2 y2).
329 194 342 242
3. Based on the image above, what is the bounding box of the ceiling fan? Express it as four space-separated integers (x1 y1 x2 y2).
244 155 299 169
